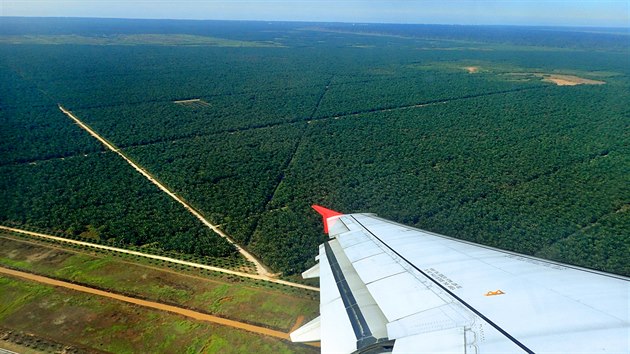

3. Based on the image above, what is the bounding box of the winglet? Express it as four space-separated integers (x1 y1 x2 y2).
312 205 343 234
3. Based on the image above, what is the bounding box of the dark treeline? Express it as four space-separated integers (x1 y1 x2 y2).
2 18 628 52
319 23 630 52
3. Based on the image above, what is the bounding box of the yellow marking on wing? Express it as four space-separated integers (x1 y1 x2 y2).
484 290 505 296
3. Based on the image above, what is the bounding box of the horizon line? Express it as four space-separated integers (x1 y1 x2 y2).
2 15 629 30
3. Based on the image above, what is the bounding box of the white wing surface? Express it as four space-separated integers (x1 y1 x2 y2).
291 205 630 354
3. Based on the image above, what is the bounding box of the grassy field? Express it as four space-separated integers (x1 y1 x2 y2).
0 276 316 353
0 235 318 331
0 234 318 352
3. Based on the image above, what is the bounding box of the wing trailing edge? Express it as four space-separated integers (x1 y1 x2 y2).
290 316 321 343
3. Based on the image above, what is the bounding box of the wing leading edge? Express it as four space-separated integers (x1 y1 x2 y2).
291 205 630 354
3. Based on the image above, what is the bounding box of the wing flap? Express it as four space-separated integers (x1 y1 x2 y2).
366 272 448 322
317 242 358 353
386 305 471 340
301 262 320 279
392 327 467 354
289 316 321 343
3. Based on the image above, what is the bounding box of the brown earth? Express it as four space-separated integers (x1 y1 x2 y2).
539 74 605 86
290 315 305 333
0 266 291 340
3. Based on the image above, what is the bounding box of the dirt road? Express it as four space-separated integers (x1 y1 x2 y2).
0 226 319 292
58 105 271 276
0 266 292 340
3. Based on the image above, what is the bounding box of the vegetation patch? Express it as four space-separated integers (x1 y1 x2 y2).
0 152 238 259
0 326 89 354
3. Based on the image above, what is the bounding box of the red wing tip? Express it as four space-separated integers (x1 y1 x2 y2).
311 205 343 217
311 205 343 234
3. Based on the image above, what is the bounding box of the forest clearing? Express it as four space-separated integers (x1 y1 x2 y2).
537 73 606 86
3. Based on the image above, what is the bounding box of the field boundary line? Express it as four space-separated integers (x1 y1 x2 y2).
259 76 333 211
0 266 293 341
319 85 547 120
0 225 318 292
57 105 272 276
537 202 630 254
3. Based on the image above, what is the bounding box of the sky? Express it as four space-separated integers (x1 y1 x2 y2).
2 0 629 27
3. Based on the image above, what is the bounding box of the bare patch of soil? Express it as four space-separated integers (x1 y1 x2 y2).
218 296 233 304
289 315 305 333
173 98 211 108
539 74 605 86
523 73 606 86
26 249 58 263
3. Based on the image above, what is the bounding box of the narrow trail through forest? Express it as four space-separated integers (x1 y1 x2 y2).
262 76 334 212
0 266 303 342
58 105 272 277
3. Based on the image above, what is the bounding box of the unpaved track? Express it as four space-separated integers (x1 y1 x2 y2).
0 226 319 292
173 98 202 103
290 315 305 333
0 266 289 340
58 105 271 276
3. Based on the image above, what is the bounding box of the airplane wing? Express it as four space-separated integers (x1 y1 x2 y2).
291 205 630 353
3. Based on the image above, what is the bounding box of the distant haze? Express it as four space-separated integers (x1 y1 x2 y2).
2 0 629 28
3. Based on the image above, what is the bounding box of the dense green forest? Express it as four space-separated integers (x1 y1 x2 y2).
0 45 237 261
1 19 628 275
0 152 235 258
